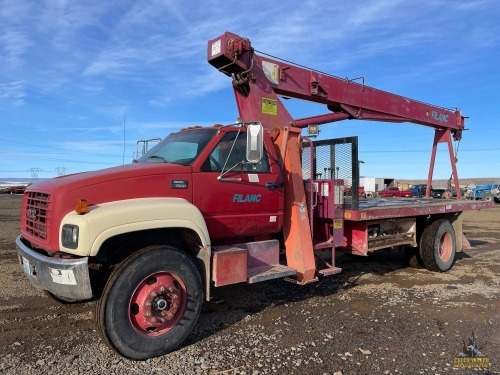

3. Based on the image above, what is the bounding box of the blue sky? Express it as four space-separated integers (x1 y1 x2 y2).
1 0 499 181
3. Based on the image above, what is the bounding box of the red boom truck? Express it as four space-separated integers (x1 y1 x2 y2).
16 32 493 360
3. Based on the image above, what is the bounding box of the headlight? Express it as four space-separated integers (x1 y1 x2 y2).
62 225 79 249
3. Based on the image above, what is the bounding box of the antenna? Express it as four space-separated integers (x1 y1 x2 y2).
123 113 126 165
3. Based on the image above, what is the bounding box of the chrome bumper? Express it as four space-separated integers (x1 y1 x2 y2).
16 235 93 300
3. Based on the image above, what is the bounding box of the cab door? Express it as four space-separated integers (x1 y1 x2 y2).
192 130 283 239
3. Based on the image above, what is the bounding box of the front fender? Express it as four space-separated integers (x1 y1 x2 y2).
60 198 212 299
59 198 210 257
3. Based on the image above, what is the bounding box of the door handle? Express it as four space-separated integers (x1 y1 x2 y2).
266 182 280 190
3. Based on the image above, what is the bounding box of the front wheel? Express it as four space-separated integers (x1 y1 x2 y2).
420 219 456 272
95 246 203 360
482 193 494 202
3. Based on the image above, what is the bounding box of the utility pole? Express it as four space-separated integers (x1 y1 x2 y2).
30 168 42 183
56 166 67 176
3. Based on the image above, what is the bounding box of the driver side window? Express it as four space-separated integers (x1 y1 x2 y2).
206 131 270 172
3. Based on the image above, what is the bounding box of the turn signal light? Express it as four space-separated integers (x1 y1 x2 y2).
75 199 88 214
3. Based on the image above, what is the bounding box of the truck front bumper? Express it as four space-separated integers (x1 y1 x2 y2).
16 235 93 300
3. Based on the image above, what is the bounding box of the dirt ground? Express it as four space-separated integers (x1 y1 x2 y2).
0 194 498 374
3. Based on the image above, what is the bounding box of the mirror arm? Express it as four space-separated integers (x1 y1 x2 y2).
217 160 244 181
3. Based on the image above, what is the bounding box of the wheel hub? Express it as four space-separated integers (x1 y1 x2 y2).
152 296 168 311
439 232 453 262
129 272 187 336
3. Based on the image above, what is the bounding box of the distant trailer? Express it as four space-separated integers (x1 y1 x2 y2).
0 186 27 194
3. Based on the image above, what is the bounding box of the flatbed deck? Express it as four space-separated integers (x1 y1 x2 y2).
344 198 495 221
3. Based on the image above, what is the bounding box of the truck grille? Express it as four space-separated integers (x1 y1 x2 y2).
25 192 52 241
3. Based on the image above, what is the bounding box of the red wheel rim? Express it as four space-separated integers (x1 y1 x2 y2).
439 232 453 262
129 272 187 336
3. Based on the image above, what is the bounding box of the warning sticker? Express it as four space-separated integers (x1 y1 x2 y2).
262 98 277 115
248 174 259 183
334 219 343 229
211 39 221 57
262 61 279 84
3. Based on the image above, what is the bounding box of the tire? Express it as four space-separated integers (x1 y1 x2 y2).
44 290 79 304
95 246 203 360
482 193 494 202
420 219 456 272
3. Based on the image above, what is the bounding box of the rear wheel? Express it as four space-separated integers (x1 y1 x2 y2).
420 219 456 272
95 246 203 360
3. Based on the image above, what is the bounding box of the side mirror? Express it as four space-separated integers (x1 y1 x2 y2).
246 123 264 164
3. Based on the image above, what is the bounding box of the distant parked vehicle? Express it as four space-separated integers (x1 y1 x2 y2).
450 186 465 198
469 183 500 203
344 186 366 198
409 184 427 197
431 188 446 199
378 186 413 198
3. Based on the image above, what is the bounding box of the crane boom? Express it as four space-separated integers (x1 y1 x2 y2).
208 31 464 199
208 32 464 139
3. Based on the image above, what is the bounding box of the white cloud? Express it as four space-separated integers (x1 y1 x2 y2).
0 81 26 106
0 29 32 68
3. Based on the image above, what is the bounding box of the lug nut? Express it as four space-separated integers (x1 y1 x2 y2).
146 301 152 306
172 303 179 309
151 317 157 323
146 312 152 317
160 318 165 323
168 287 173 292
150 291 157 297
160 286 165 293
172 294 179 300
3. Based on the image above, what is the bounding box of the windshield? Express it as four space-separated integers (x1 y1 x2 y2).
138 128 216 165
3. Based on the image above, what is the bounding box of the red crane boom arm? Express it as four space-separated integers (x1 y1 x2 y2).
207 32 464 140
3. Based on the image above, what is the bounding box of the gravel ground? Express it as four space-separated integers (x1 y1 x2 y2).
0 194 498 374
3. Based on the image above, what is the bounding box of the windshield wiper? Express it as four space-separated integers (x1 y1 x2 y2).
147 155 168 163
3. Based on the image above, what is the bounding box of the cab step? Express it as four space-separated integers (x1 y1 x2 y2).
212 240 296 286
247 265 296 284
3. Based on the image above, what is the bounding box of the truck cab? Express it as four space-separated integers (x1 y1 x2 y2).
18 123 284 296
409 184 427 198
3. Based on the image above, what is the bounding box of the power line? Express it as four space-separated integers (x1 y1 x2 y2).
0 151 117 165
0 138 124 157
360 148 500 154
